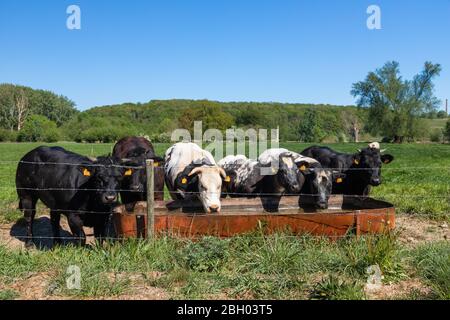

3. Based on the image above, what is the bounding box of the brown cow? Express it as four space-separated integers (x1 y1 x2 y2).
112 137 165 203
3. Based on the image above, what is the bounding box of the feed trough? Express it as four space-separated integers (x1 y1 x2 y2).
112 195 395 239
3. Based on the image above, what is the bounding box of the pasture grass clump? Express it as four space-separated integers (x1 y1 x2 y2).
410 241 450 299
341 232 407 282
309 274 365 300
180 236 230 272
0 289 19 300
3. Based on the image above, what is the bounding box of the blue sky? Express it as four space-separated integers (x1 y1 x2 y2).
0 0 449 110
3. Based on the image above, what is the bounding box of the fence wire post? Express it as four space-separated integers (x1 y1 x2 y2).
146 159 155 238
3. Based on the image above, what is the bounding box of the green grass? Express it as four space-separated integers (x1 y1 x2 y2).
0 233 447 299
411 242 450 299
423 118 449 131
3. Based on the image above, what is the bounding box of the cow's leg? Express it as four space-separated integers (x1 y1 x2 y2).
19 196 37 248
67 214 86 246
93 215 109 244
50 210 62 247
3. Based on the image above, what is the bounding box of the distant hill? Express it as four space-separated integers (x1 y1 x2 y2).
60 99 365 142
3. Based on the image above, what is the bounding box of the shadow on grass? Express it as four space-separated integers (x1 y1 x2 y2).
9 217 75 250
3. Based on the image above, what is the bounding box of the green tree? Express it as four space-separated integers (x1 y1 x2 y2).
17 115 60 142
351 61 441 143
178 101 234 133
0 84 78 130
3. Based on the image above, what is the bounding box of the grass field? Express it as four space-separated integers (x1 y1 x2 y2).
0 142 449 300
423 118 449 131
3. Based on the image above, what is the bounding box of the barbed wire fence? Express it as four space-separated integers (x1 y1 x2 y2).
0 159 448 243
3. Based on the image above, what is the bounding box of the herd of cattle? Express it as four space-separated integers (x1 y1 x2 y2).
15 137 394 247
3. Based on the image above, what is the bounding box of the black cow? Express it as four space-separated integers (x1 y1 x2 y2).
112 137 165 205
301 143 394 196
16 146 126 247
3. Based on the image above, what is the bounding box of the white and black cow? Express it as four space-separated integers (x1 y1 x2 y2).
164 142 227 213
258 148 337 209
219 151 304 211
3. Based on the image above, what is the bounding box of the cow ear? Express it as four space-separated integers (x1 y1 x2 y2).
353 155 361 166
333 172 346 184
152 156 164 168
124 168 133 176
297 161 312 174
381 154 394 164
79 165 94 177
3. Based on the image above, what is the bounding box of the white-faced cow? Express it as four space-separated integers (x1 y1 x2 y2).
258 148 336 209
164 142 227 213
301 142 394 196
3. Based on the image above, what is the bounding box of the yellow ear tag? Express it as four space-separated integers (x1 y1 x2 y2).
153 162 159 167
336 178 343 184
353 159 359 165
83 168 91 177
181 177 188 184
299 165 307 171
124 169 133 176
225 176 231 182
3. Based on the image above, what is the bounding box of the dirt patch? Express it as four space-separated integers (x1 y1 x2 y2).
0 214 97 250
396 215 449 246
365 278 433 300
0 272 66 300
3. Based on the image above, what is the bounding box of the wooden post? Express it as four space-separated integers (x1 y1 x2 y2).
146 159 155 238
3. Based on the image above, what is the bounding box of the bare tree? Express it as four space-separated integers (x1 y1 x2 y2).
14 89 29 131
341 110 361 142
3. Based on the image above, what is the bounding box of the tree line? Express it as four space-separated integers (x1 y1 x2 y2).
0 61 448 144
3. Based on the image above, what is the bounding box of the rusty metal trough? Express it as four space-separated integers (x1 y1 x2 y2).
112 195 395 239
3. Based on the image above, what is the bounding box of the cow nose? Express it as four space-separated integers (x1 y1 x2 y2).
104 194 117 202
208 205 219 213
371 178 381 186
317 201 328 209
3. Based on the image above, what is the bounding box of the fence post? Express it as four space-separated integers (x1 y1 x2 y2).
146 159 155 238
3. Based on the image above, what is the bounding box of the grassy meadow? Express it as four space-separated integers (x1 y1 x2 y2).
0 142 449 300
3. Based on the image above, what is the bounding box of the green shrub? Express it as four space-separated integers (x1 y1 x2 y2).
429 129 443 143
17 115 60 142
444 120 450 142
180 237 229 272
0 129 17 142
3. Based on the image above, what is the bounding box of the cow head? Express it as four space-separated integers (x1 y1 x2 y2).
80 156 126 205
352 143 394 186
120 147 164 193
297 160 333 209
273 152 302 194
177 164 227 213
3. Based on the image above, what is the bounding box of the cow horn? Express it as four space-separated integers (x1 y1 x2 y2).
356 149 361 153
219 167 227 179
380 149 387 153
188 167 203 176
88 156 97 162
120 158 132 163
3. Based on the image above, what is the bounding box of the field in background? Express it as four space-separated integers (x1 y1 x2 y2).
423 118 449 131
0 142 449 300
